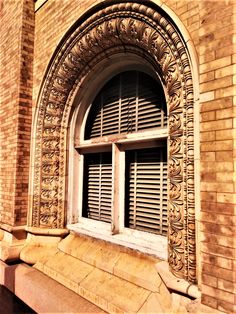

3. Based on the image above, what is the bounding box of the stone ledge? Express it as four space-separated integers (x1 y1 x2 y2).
156 261 201 299
20 233 63 264
26 227 69 236
0 240 25 262
0 260 18 292
14 263 106 313
58 233 163 292
33 234 174 313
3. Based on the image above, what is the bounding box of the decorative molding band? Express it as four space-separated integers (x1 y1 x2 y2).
32 2 196 283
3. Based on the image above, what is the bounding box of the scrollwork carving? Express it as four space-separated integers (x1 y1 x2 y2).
32 2 196 283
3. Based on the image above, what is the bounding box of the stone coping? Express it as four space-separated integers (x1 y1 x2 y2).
156 261 201 299
33 233 174 313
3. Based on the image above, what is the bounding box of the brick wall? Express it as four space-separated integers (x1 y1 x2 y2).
0 0 34 227
198 1 236 312
163 1 236 312
4 0 233 311
33 0 236 312
33 0 101 107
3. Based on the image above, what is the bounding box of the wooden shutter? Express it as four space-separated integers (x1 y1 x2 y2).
83 152 112 223
85 71 167 139
125 146 168 236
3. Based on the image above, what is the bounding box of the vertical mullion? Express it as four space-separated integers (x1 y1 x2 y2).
98 153 102 220
133 152 137 228
100 93 103 137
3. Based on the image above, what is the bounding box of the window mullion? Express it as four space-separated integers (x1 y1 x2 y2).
98 153 102 220
111 143 123 234
133 152 138 229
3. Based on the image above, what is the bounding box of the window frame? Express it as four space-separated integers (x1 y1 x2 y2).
69 68 169 259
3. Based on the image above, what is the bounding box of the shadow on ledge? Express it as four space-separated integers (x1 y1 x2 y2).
0 285 36 314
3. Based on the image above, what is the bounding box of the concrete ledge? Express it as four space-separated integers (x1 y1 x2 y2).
0 241 25 262
26 227 69 236
0 260 18 293
14 263 105 313
156 261 201 299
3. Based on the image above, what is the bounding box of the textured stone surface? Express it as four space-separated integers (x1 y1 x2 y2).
35 251 94 293
35 235 173 313
79 268 150 313
138 292 172 314
82 240 121 274
15 263 105 313
20 245 58 264
114 252 162 292
58 233 95 259
0 0 235 312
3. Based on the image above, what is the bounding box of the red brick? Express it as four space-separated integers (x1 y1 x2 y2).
200 97 233 113
218 278 236 294
202 263 236 282
0 0 34 226
218 300 236 313
201 294 218 310
201 252 233 270
202 242 235 259
201 212 236 226
202 274 217 288
202 232 236 249
202 284 235 303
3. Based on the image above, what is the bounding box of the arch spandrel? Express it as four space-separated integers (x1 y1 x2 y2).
31 2 196 283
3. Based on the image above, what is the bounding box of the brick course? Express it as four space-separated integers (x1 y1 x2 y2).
32 0 236 311
0 0 34 226
29 0 235 311
197 1 236 311
0 0 235 311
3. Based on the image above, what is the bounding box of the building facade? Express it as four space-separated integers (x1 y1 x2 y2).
0 0 235 313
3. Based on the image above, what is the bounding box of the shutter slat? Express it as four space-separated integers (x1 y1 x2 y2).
85 71 167 139
125 146 167 236
83 152 112 223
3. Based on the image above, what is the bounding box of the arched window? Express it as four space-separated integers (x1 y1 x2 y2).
76 70 168 238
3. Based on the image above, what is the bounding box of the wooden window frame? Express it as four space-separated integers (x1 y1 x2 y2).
71 71 168 258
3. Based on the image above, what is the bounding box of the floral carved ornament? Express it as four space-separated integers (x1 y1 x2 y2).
31 2 196 283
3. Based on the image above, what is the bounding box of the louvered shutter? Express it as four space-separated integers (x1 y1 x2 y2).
85 71 167 139
125 146 168 236
138 75 167 130
83 153 112 223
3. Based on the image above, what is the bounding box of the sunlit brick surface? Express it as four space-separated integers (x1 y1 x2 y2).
0 0 235 312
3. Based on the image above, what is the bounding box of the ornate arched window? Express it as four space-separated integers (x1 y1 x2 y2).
30 1 198 282
74 70 168 254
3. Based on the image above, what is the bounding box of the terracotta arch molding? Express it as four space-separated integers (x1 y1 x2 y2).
30 1 196 283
